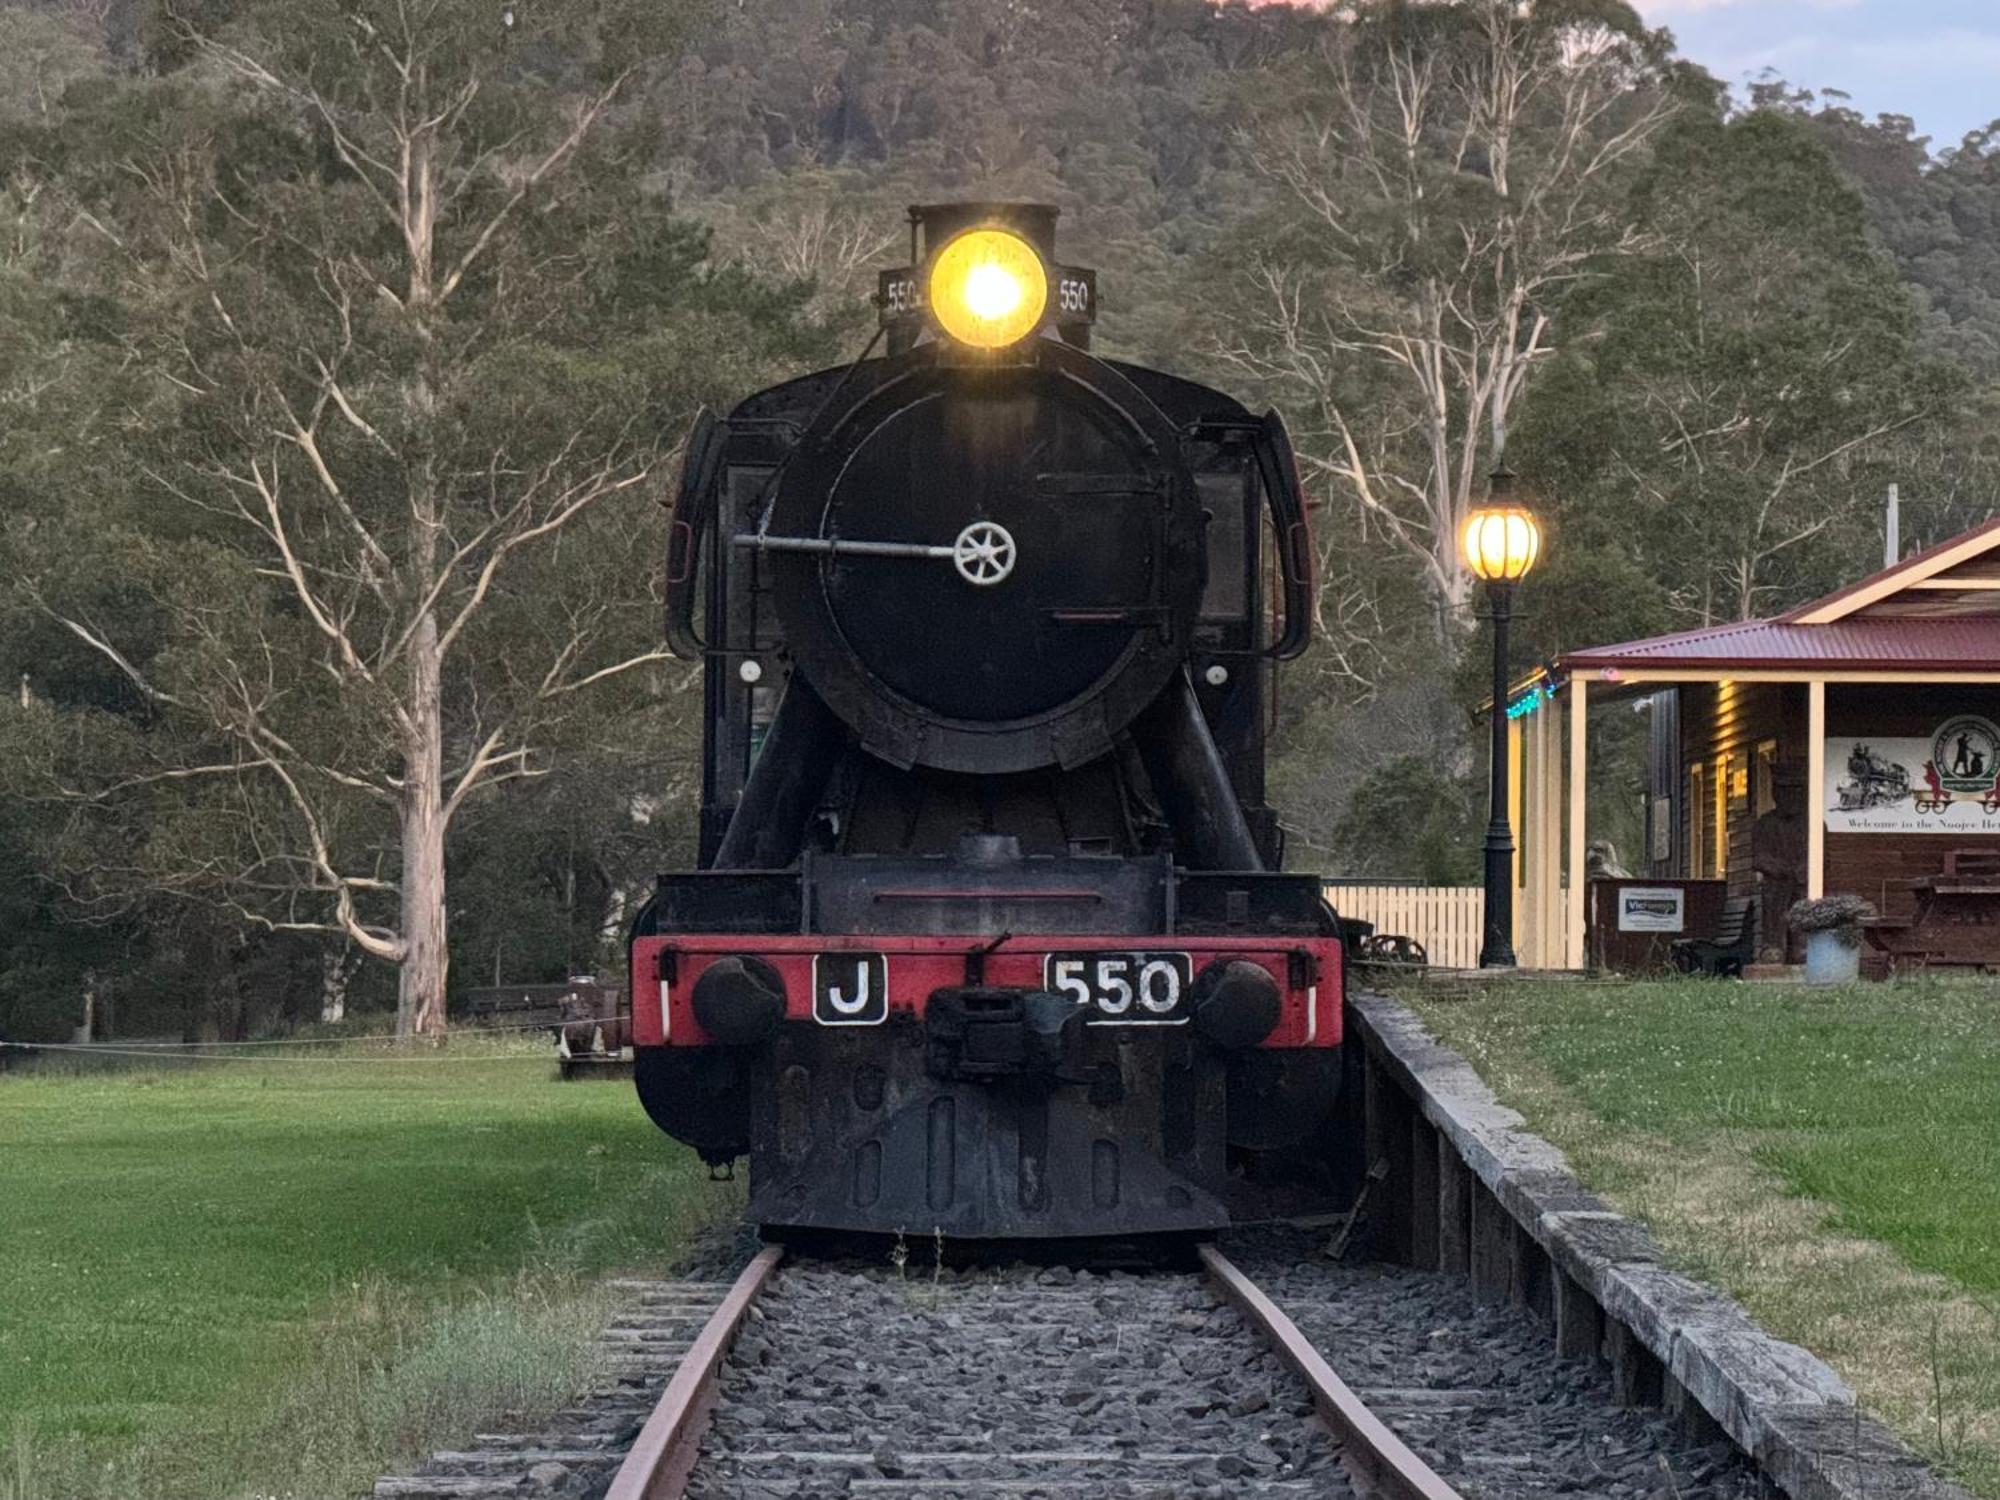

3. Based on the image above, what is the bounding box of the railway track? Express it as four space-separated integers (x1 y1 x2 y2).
603 1245 1464 1500
375 1233 1761 1500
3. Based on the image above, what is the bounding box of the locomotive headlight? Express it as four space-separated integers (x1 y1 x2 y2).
928 229 1049 349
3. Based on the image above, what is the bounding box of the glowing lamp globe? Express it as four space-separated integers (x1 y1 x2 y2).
927 228 1050 349
1460 502 1542 584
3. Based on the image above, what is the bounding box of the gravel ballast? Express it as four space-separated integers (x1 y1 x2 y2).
369 1278 736 1500
1229 1229 1765 1500
369 1227 1776 1500
686 1260 1355 1499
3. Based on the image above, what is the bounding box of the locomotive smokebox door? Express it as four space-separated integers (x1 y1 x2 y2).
760 339 1206 775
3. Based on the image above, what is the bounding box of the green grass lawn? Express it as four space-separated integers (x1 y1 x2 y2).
1397 975 2000 1497
0 1041 731 1500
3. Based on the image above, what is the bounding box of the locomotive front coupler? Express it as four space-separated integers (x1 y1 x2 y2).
923 986 1090 1083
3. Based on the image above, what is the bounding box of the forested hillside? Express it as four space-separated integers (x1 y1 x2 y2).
2 0 1995 1037
1768 86 2000 378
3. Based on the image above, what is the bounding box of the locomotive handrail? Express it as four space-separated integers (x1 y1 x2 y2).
664 408 728 661
732 533 957 559
1253 409 1316 661
734 520 1021 588
1180 412 1315 661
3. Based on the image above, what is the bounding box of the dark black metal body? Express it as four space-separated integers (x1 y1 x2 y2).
749 1015 1232 1237
636 203 1336 1239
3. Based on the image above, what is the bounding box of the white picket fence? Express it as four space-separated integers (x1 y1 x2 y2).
1326 885 1484 969
1325 885 1571 971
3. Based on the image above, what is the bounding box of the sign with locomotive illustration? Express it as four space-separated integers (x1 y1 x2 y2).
1825 716 2000 832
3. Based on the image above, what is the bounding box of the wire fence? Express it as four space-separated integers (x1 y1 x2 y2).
9 1016 564 1048
0 1039 568 1065
0 1018 577 1066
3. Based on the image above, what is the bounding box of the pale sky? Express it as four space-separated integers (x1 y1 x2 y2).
1632 0 2000 150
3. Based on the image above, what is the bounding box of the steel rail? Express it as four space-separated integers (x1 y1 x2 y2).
1199 1243 1469 1500
603 1244 785 1500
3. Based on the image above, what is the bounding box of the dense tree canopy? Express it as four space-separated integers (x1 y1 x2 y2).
1 0 1996 1035
1511 107 1955 627
0 0 830 1037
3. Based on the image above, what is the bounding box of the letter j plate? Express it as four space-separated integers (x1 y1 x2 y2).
813 953 888 1025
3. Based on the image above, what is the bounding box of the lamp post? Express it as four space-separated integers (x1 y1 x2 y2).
1461 467 1543 969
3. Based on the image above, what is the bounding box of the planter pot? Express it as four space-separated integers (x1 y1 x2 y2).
1802 928 1861 984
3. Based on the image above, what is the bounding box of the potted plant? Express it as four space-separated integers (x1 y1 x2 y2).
1787 895 1877 984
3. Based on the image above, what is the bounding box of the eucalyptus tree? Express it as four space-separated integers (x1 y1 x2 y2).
1215 0 1682 639
1511 107 1954 625
7 0 820 1036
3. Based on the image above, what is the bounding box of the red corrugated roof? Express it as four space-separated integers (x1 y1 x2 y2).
1776 513 2000 623
1559 617 2000 672
1554 517 2000 674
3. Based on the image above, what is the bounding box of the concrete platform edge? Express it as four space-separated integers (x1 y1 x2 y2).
1347 989 1972 1500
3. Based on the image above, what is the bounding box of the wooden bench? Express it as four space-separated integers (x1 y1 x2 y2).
1929 847 2000 894
1863 848 2000 972
1669 896 1757 978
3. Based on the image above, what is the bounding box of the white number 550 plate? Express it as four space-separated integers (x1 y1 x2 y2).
1045 951 1193 1023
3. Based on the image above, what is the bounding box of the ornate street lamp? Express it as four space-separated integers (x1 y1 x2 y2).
1461 466 1543 969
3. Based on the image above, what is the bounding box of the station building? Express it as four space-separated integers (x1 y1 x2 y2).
1508 516 2000 971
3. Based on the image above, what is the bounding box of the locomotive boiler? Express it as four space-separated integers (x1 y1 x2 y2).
630 203 1345 1240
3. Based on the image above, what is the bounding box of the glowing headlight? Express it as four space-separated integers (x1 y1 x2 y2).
927 229 1049 349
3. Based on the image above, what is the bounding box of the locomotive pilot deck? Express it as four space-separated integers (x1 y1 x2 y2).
631 850 1344 1237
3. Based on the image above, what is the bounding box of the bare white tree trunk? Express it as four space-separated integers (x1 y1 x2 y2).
398 610 448 1038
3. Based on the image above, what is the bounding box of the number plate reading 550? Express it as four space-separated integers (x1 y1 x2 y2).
1045 951 1193 1023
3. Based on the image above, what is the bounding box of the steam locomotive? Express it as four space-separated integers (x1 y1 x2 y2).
630 203 1345 1240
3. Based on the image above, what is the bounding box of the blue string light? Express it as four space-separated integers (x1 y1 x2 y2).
1505 685 1546 721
